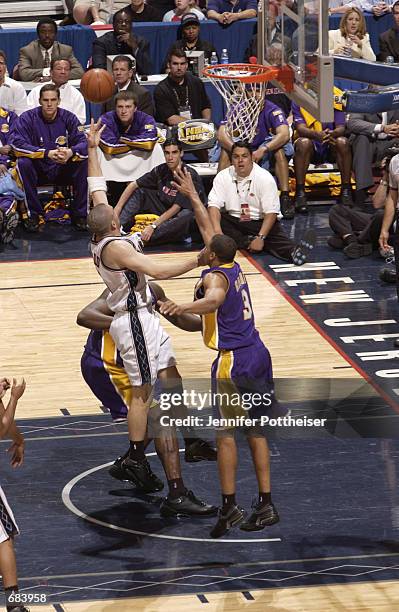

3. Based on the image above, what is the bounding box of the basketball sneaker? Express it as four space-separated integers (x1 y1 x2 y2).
210 504 247 538
160 490 218 518
1 210 19 244
240 500 280 531
119 457 164 493
291 228 316 266
8 607 29 612
185 439 217 462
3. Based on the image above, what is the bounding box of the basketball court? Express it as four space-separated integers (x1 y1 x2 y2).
0 1 399 610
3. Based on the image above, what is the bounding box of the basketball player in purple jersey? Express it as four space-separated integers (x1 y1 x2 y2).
159 168 280 538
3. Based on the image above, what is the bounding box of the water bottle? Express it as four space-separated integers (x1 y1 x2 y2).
343 38 353 58
210 51 218 66
221 49 229 64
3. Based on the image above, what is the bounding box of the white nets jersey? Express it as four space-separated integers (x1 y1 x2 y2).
91 233 152 314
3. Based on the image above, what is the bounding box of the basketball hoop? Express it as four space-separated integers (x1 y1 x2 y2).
203 63 293 143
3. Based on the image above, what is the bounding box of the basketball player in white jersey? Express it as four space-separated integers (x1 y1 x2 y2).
86 119 208 492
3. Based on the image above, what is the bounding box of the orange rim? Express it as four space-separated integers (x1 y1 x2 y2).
202 63 294 91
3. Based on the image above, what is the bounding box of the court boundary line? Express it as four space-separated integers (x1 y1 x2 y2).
18 552 399 582
243 252 399 414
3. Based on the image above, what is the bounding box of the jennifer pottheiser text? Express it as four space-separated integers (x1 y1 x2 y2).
159 415 327 428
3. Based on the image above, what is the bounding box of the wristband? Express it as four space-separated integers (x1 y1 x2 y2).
257 234 266 240
87 176 107 195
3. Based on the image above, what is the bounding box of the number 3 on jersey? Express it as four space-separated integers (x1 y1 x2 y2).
241 288 252 320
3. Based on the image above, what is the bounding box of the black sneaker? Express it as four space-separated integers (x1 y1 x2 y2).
1 210 19 244
379 267 397 284
8 607 30 612
185 439 217 462
291 228 316 266
210 504 246 538
327 235 344 250
240 500 280 531
280 193 295 219
120 457 164 493
160 489 218 518
294 192 308 214
23 216 39 233
108 453 129 482
72 216 87 231
343 240 373 259
340 188 354 207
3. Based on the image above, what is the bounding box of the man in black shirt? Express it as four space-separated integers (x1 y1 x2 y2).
163 13 217 70
92 9 152 75
121 0 162 22
154 48 211 161
115 138 206 243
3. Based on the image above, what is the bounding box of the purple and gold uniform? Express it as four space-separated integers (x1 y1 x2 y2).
195 262 274 421
0 107 18 215
81 329 130 421
99 110 158 155
11 107 88 219
251 100 289 150
292 102 345 162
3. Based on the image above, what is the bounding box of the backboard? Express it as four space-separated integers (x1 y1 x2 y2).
258 0 334 122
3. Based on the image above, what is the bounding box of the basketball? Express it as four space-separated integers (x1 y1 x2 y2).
80 69 115 104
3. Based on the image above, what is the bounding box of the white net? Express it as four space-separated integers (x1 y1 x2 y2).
205 66 269 143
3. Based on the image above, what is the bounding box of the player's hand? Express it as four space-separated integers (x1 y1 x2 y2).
158 299 183 316
172 167 197 197
248 237 264 252
48 149 62 162
0 145 11 156
7 438 24 468
383 124 399 137
197 246 209 266
252 147 267 163
56 147 73 164
140 226 154 243
10 378 26 401
379 229 390 251
87 118 105 148
0 378 11 400
0 164 8 177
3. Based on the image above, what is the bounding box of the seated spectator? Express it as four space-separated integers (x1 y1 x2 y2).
98 91 164 203
207 0 257 25
329 1 390 16
121 0 162 21
206 141 315 264
163 0 205 22
103 55 154 115
27 59 86 125
163 13 216 69
11 84 88 232
328 7 375 60
71 0 107 25
0 107 20 244
292 100 353 213
18 18 84 82
115 138 205 243
154 48 211 161
147 0 176 19
378 1 399 62
0 51 27 116
92 9 152 75
347 108 399 205
217 99 294 218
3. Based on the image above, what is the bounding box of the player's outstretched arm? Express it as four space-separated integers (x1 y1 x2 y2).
104 240 208 280
171 167 214 247
87 119 108 207
159 273 227 316
150 282 201 332
76 289 113 330
0 378 25 441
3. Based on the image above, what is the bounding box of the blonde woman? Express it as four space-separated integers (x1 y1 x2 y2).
328 7 376 61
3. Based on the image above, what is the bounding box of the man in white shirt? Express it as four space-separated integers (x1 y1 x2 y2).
27 59 86 125
207 141 315 264
329 0 391 15
0 51 27 116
